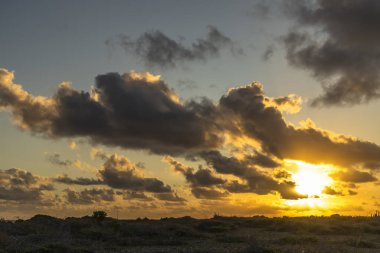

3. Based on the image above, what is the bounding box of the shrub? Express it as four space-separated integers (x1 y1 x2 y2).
92 211 107 222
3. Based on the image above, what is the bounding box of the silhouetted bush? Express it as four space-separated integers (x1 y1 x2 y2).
92 211 107 222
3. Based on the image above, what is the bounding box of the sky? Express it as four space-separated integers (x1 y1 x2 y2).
0 0 379 219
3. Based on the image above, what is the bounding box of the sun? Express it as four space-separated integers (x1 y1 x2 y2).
290 161 334 197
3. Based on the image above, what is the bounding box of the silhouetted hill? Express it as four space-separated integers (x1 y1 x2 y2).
0 214 379 252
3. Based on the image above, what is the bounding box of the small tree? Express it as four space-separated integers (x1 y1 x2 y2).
92 211 107 222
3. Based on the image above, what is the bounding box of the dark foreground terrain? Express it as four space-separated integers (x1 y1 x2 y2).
0 214 379 253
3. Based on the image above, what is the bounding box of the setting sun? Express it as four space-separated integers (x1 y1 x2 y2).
290 161 334 197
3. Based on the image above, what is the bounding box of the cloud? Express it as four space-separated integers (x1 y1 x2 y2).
2 68 380 201
46 153 73 167
330 169 377 183
123 191 154 201
154 192 186 202
3 69 380 169
262 45 275 61
0 69 55 133
200 151 305 200
274 170 291 180
164 156 225 187
219 82 380 167
52 153 182 198
166 152 302 200
282 0 380 106
264 94 302 114
46 153 97 173
109 26 242 69
100 154 172 193
54 174 103 186
64 188 115 205
362 162 380 171
322 186 343 196
0 168 54 202
246 151 281 168
0 69 222 154
0 153 184 207
191 187 229 200
348 190 357 196
164 156 228 199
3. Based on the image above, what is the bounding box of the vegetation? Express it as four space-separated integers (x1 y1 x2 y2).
0 214 379 252
92 211 107 222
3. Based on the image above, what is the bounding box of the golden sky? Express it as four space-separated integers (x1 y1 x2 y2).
0 0 379 219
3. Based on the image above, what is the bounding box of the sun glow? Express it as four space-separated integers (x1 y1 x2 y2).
289 160 334 197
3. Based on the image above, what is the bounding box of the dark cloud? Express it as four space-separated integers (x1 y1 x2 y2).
166 154 298 200
154 192 186 202
282 0 380 106
0 155 181 206
322 186 343 196
0 168 54 202
123 191 153 201
348 190 358 196
165 155 286 200
2 68 380 201
165 156 225 187
330 169 377 183
224 180 251 193
362 162 380 171
0 168 37 186
100 154 172 193
109 26 242 69
219 83 380 167
64 188 115 205
53 154 179 196
247 151 280 168
0 186 44 202
262 45 275 61
54 174 103 186
0 69 222 155
164 156 227 199
46 153 72 167
200 150 305 200
191 187 229 200
274 170 291 180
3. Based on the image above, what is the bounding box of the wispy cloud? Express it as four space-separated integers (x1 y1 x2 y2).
107 26 243 69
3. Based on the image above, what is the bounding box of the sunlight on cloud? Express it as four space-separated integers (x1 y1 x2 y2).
127 71 161 83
